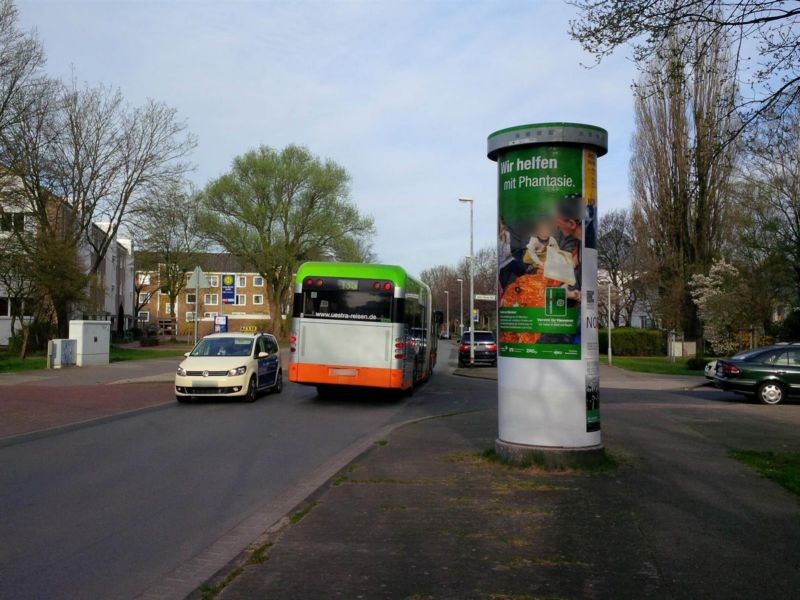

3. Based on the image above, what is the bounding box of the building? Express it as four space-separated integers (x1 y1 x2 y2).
135 253 274 338
0 204 135 345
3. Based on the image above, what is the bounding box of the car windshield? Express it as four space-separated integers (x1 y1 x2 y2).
463 332 495 343
190 337 253 357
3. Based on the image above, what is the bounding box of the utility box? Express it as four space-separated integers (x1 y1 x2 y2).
68 320 111 367
48 339 77 369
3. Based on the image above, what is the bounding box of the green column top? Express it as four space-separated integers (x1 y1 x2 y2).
487 122 608 161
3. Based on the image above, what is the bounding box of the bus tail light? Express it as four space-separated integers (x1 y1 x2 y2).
290 333 298 353
383 282 392 291
394 353 404 360
394 342 404 349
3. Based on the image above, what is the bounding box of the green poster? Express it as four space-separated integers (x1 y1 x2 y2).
497 145 590 360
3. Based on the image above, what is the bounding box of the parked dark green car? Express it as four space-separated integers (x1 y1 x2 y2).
714 344 800 405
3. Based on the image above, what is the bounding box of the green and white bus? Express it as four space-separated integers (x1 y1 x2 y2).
288 262 440 393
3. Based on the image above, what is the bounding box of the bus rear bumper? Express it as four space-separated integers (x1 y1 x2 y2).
289 363 405 389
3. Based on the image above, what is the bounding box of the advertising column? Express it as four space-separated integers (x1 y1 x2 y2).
488 122 607 465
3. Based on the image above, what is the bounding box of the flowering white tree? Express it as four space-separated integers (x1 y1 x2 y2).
689 260 751 356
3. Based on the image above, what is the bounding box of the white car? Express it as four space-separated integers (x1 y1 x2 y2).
175 332 283 402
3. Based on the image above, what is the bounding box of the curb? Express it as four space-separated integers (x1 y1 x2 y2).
0 400 174 449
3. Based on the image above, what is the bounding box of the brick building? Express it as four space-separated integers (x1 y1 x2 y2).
135 253 276 338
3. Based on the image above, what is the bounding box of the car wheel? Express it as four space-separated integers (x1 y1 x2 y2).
757 381 785 405
272 369 283 394
245 375 257 403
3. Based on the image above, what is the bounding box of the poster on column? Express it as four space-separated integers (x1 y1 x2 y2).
497 146 596 361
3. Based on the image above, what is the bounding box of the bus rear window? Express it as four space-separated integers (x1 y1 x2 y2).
302 289 392 322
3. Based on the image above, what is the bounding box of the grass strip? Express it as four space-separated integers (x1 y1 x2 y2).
600 355 709 377
729 449 800 497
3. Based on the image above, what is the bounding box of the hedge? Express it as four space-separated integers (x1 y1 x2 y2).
598 328 665 356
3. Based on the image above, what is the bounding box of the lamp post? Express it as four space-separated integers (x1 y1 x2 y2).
457 278 463 339
444 290 450 338
459 197 475 366
607 280 613 366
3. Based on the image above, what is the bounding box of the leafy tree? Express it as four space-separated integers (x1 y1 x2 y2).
689 259 753 355
569 0 800 131
629 22 739 346
198 145 374 336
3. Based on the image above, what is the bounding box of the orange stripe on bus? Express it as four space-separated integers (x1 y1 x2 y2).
289 363 407 389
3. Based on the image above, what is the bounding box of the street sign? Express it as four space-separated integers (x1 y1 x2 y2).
474 294 497 301
187 266 210 289
221 274 236 304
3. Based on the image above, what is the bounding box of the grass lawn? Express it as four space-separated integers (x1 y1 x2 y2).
599 355 711 377
729 450 800 497
0 345 187 374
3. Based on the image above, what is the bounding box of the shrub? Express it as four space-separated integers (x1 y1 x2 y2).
778 310 800 342
140 336 159 347
599 328 665 356
685 357 707 370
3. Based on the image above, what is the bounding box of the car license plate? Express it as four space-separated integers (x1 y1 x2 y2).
329 368 357 377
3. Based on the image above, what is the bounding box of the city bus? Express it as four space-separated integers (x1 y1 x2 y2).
288 262 441 394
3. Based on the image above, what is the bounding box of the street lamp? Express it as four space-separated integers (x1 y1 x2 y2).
459 196 475 366
456 278 463 339
444 290 450 338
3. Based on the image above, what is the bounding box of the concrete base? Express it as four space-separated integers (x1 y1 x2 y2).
495 438 606 470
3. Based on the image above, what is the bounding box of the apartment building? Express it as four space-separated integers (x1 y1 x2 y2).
135 253 274 337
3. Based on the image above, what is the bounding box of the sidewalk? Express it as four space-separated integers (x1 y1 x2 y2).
210 389 800 599
0 349 291 442
454 363 708 391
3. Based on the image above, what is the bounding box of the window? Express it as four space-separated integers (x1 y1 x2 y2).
203 311 218 318
253 294 264 305
139 292 152 305
164 303 175 316
0 212 25 232
185 311 196 322
138 311 150 321
186 293 196 304
253 276 264 287
0 296 8 317
204 293 218 305
137 273 151 285
207 275 219 287
237 275 247 287
236 294 246 306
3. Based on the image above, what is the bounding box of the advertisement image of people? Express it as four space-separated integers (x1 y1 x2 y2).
497 145 595 361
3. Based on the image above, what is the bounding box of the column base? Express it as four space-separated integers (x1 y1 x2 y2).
495 438 605 469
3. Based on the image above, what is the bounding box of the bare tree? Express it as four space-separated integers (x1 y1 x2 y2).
597 209 643 326
131 181 208 323
737 105 800 306
0 77 195 335
0 0 43 134
630 22 739 343
569 0 800 133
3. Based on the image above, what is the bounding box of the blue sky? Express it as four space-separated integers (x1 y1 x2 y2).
18 0 638 276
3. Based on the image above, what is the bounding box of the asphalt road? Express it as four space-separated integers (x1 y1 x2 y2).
0 343 494 600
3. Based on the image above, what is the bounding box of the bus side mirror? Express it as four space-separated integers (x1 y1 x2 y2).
434 310 444 324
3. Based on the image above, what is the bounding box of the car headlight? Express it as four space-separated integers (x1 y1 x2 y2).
228 366 247 376
176 366 187 376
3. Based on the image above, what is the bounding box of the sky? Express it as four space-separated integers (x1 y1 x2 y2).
18 0 639 277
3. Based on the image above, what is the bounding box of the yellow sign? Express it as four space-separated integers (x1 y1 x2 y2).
240 325 257 333
223 274 235 285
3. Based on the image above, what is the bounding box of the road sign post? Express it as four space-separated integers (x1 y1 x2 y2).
187 266 210 346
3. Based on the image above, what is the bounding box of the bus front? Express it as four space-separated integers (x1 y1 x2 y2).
288 264 412 391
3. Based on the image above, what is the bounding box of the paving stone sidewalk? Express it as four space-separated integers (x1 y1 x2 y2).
212 393 800 600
